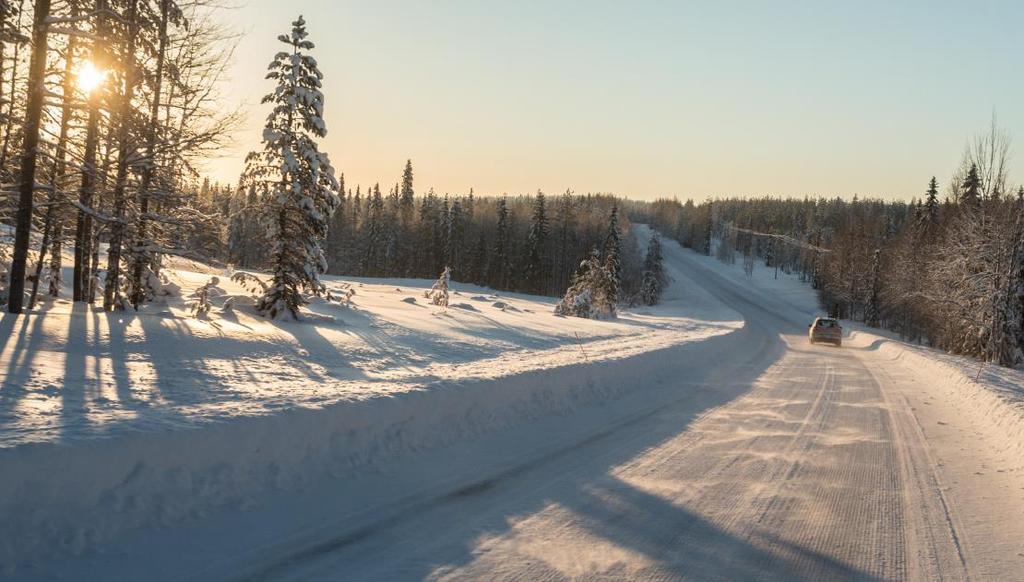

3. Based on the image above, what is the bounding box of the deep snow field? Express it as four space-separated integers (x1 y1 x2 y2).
0 253 737 449
0 228 743 572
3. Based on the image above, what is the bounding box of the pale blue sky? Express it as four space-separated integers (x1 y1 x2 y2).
206 0 1024 200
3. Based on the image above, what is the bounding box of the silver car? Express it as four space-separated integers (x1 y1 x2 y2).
809 317 842 346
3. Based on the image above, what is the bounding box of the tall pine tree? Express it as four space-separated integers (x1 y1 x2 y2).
961 164 982 208
490 196 511 289
523 191 548 293
243 16 339 319
602 204 622 309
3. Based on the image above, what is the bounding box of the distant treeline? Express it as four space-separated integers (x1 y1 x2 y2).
629 122 1023 367
222 161 646 299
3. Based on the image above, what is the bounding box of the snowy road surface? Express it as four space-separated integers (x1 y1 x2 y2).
11 232 1024 581
224 244 1023 581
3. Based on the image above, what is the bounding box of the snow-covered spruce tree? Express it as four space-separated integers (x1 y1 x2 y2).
555 250 600 318
639 232 667 306
600 204 622 313
523 191 549 294
555 247 619 319
919 176 940 235
960 163 981 208
243 16 340 319
490 197 511 289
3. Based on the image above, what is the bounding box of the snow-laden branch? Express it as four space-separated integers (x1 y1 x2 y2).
45 8 126 26
70 200 127 225
46 27 106 42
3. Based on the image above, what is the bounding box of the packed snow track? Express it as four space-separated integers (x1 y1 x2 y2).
10 233 1024 581
235 246 1018 581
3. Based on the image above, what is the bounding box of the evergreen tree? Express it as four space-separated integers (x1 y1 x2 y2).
397 159 416 275
417 189 440 276
553 190 576 294
490 196 511 289
921 176 940 231
468 231 488 285
523 191 548 293
449 200 465 275
243 16 340 319
325 173 348 272
361 184 385 276
602 204 622 308
400 159 415 211
961 163 982 208
228 184 269 269
555 249 600 318
639 232 667 306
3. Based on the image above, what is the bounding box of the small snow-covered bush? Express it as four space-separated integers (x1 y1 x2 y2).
424 267 451 307
189 276 223 318
327 283 356 305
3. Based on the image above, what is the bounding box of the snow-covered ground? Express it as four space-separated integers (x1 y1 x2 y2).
0 255 737 448
3 228 1024 580
0 231 741 573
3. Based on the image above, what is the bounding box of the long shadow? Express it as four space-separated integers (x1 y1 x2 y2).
241 325 821 580
59 303 93 443
557 476 880 581
239 315 845 580
238 249 886 581
0 315 34 435
0 312 53 439
133 313 301 416
266 316 360 383
102 311 139 413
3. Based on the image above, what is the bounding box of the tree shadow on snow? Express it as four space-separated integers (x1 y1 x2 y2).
232 257 887 582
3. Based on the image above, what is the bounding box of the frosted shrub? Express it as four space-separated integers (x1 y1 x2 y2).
425 267 451 307
189 277 223 318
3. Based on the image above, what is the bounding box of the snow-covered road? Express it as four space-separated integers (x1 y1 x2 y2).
13 233 1024 581
217 237 1024 581
222 241 1015 581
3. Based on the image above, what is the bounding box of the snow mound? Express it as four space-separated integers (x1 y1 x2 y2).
0 238 742 567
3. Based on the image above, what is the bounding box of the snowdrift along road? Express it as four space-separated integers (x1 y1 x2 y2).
1 227 743 574
3 226 1024 580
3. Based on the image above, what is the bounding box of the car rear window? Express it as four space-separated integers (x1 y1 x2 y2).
818 320 837 328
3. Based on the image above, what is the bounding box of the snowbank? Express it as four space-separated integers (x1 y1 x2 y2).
845 327 1024 465
0 323 745 568
0 236 741 569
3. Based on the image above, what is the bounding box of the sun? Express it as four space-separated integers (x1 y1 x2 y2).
76 61 106 93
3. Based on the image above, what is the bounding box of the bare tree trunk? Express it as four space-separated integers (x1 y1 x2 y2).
7 0 51 313
0 0 24 173
102 0 139 311
73 101 99 302
28 34 76 308
73 1 109 303
130 0 168 309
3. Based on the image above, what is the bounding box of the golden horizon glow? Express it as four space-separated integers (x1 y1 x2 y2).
76 61 106 94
